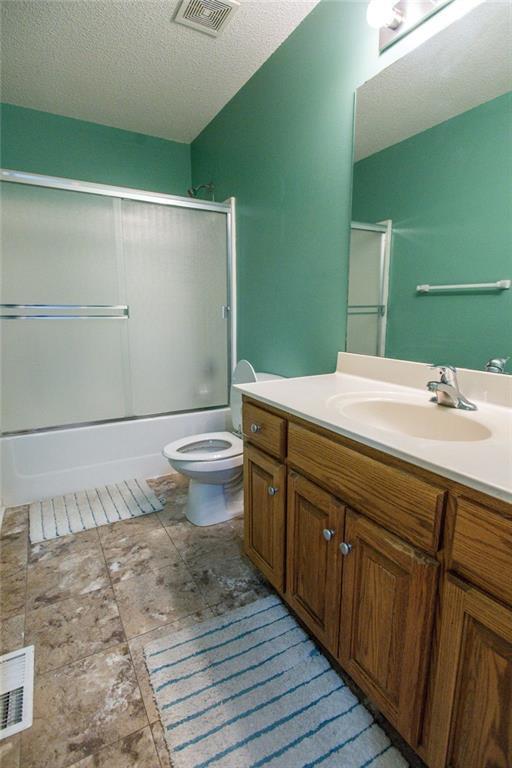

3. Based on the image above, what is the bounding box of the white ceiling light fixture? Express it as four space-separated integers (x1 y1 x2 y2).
369 0 455 52
366 0 403 30
174 0 240 37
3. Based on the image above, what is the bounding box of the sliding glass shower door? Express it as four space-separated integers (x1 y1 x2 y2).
0 174 232 434
121 200 229 416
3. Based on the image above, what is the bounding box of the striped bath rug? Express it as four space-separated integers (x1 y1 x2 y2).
144 595 408 768
29 479 163 543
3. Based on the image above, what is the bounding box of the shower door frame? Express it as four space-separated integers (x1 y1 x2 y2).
0 168 237 435
347 220 392 357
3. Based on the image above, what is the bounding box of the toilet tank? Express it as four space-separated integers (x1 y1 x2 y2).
230 361 284 433
255 372 283 382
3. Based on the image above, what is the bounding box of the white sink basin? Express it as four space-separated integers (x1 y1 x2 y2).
334 396 492 442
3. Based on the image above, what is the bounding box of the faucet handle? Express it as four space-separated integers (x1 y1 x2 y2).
485 356 509 374
429 363 456 372
429 363 458 386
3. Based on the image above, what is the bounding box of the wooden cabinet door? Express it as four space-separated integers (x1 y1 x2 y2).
286 471 345 654
428 576 512 768
338 509 438 746
243 444 286 591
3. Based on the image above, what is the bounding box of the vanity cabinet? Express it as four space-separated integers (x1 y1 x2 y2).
287 421 446 554
243 444 286 591
446 495 512 606
241 396 512 768
286 471 344 654
338 510 438 745
428 577 512 768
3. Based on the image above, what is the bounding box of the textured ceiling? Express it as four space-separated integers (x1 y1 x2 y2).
355 1 512 161
1 0 320 143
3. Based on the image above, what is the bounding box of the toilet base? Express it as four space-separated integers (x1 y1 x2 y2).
185 474 243 526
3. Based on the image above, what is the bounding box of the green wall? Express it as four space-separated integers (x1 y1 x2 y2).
191 0 376 377
0 103 191 195
352 92 512 371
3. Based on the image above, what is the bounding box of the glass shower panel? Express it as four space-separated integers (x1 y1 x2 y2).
346 314 380 356
1 184 122 303
121 201 229 415
0 183 129 432
346 228 385 356
1 322 129 432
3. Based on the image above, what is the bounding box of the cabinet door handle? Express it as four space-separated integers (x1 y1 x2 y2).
250 423 262 433
267 486 279 496
322 528 336 542
339 542 352 556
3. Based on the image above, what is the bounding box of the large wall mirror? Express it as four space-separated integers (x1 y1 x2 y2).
348 1 512 372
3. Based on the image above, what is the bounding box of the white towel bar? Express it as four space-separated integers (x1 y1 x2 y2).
416 280 511 294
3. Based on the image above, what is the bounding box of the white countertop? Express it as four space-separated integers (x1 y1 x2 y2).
235 354 512 503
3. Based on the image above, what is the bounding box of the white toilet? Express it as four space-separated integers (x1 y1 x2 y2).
163 360 282 526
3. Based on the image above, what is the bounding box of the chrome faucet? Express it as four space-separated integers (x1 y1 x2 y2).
426 364 477 411
485 356 509 374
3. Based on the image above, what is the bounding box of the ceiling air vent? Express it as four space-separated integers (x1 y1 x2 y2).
174 0 240 37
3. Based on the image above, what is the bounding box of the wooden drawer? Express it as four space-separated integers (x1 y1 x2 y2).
242 401 287 460
287 422 445 553
448 496 512 606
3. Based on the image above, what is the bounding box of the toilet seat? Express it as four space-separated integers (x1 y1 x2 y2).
163 431 243 463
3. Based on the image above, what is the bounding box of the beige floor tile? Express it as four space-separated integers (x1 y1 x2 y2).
68 727 159 768
28 528 99 564
97 513 162 541
0 734 21 768
209 584 274 616
150 721 172 768
230 514 244 537
166 519 242 564
1 569 26 619
25 587 125 674
26 529 109 610
0 529 29 577
128 609 213 723
155 486 189 529
147 473 187 504
1 505 29 537
21 644 147 768
187 549 270 607
0 612 25 654
99 524 180 584
114 562 208 639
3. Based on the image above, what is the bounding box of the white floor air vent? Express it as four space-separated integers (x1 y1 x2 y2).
0 646 34 740
174 0 240 37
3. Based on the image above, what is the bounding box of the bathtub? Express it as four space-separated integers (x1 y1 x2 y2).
0 408 230 506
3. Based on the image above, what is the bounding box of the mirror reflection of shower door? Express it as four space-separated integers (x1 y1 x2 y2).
1 176 231 434
346 221 391 357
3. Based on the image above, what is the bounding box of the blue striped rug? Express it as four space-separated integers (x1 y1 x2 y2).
144 595 409 768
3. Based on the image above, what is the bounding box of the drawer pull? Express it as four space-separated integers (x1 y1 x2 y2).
250 423 263 433
267 486 279 496
339 542 353 556
322 528 336 542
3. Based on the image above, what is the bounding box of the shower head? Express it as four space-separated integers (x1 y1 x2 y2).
187 182 215 200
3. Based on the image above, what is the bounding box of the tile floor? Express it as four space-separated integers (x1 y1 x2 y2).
0 474 271 768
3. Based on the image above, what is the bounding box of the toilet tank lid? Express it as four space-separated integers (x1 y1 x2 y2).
232 359 257 386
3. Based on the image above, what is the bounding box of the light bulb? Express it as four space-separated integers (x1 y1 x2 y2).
366 0 403 30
